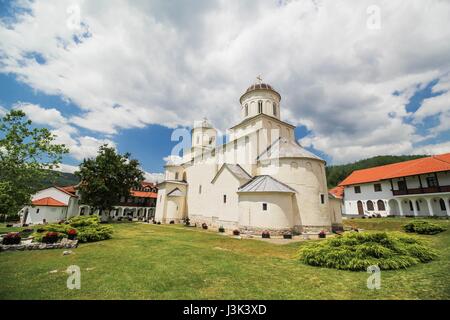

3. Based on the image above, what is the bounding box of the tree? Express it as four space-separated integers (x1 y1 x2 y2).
75 145 144 217
0 110 69 216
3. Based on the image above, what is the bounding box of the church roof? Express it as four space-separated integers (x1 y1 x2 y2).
211 164 252 184
240 82 281 103
32 197 67 207
167 188 184 197
238 175 296 193
257 137 324 162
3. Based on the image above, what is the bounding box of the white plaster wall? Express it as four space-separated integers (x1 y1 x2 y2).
343 181 392 216
32 187 71 205
257 158 331 229
238 193 293 229
24 205 68 224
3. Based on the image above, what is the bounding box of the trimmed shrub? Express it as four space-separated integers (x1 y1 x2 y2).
403 220 446 235
218 226 225 233
68 215 113 243
298 232 437 271
31 215 113 243
233 229 240 236
262 230 270 239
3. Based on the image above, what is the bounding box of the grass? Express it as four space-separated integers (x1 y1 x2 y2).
0 218 449 299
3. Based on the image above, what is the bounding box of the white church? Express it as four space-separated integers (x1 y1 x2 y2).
155 79 341 234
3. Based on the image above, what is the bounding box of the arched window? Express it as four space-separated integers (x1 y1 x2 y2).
357 200 364 215
175 172 179 180
258 101 263 114
416 200 421 211
409 200 414 211
440 199 446 211
245 104 248 117
367 200 374 211
377 200 385 211
273 102 277 116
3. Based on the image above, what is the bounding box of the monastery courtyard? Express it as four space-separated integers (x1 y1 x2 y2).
1 218 449 300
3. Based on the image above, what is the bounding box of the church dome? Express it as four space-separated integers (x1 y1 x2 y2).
245 83 275 93
240 79 281 103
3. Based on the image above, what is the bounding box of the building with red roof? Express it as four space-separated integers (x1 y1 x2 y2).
19 182 158 225
338 153 450 217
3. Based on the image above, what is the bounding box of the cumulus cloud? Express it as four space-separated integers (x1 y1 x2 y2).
0 0 449 163
54 163 79 174
12 102 115 161
144 171 164 184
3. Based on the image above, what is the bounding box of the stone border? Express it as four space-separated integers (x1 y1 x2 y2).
0 239 78 252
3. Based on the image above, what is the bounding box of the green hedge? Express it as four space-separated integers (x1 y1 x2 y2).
31 215 113 243
298 232 437 271
403 220 446 235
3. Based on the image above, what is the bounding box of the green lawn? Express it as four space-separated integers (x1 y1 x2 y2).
0 218 449 299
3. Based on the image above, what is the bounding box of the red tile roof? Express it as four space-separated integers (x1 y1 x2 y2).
55 186 78 197
329 186 344 199
32 197 67 207
130 190 158 198
339 153 450 186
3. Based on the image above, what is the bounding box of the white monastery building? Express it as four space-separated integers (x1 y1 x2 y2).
155 79 342 234
339 153 450 217
19 183 158 225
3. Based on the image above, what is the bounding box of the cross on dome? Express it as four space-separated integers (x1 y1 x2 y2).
256 75 263 84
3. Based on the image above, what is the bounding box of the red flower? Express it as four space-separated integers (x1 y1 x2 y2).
67 229 77 235
5 232 21 239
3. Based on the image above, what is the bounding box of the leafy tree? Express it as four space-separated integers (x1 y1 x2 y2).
75 145 144 216
0 110 69 216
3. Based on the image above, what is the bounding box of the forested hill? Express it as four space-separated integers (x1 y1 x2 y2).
34 170 80 190
326 155 427 188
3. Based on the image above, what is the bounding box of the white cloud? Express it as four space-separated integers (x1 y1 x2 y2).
12 102 115 161
54 163 79 174
0 0 449 163
144 171 164 184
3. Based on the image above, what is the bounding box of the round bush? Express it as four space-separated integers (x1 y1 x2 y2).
403 220 446 235
298 232 437 271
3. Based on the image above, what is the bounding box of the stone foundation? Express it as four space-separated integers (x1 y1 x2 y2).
0 239 78 252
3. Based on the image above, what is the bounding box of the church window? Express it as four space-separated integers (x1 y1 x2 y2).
354 186 361 194
199 185 202 194
367 200 374 211
175 172 179 180
245 104 248 116
320 194 325 204
223 195 227 203
409 200 414 211
36 208 40 214
262 203 267 211
234 140 237 150
245 136 249 146
273 103 277 116
258 101 263 114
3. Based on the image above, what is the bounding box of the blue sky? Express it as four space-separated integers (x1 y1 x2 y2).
1 0 449 179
